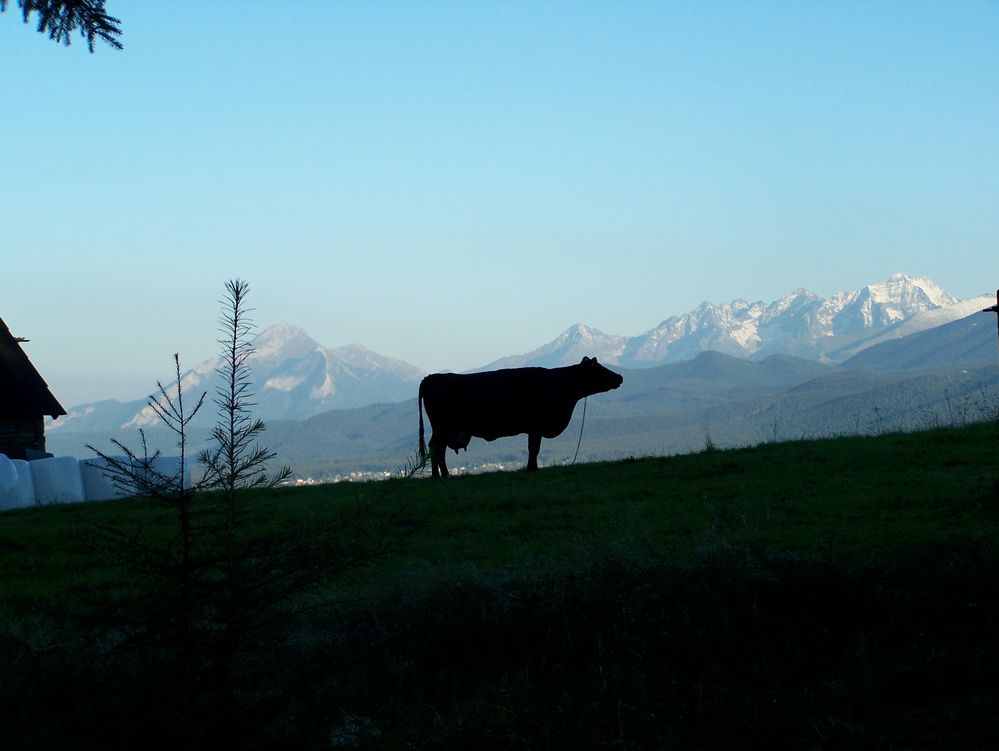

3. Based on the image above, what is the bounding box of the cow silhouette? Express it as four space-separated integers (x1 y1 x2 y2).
418 357 623 477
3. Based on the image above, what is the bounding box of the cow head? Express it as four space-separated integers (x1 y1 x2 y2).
577 356 623 396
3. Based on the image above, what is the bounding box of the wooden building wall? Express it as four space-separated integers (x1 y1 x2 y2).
0 418 46 457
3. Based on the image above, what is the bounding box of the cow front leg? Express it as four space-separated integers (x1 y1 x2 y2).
526 432 542 471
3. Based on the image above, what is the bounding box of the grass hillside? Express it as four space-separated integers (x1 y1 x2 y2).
2 422 998 748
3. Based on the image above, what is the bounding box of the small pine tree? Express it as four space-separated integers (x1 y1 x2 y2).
86 279 380 745
199 279 291 498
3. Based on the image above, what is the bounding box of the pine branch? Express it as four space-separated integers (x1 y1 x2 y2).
3 0 123 51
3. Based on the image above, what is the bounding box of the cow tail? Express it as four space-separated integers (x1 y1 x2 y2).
418 379 427 462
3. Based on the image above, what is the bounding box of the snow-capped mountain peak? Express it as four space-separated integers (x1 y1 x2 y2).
871 273 955 307
820 273 958 335
480 323 628 370
249 323 319 362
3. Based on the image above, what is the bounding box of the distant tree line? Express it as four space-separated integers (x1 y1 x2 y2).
1 0 121 51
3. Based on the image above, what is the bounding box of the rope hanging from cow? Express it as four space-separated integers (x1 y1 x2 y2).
571 397 588 465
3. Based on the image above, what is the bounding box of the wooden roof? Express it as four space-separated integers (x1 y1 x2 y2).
0 317 67 420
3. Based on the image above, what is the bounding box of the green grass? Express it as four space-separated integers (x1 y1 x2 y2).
302 421 997 577
1 422 996 627
1 422 998 749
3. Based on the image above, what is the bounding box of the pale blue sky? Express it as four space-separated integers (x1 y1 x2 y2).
3 2 997 406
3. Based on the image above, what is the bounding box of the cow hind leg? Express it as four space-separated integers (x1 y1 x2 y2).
526 433 542 471
429 436 449 478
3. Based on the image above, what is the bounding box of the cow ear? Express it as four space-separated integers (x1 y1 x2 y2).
580 356 591 365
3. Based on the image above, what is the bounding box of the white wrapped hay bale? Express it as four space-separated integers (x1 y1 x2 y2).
8 460 36 509
29 456 85 505
0 454 18 510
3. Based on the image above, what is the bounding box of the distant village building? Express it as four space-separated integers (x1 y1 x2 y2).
0 317 66 459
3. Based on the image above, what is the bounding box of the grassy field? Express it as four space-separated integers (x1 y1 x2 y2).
2 422 998 749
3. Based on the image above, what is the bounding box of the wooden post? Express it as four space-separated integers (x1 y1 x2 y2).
983 289 999 358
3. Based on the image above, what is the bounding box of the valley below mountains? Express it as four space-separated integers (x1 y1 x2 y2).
47 274 999 479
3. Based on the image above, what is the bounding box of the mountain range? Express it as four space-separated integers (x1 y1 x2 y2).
51 324 424 433
485 273 992 369
47 273 998 470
